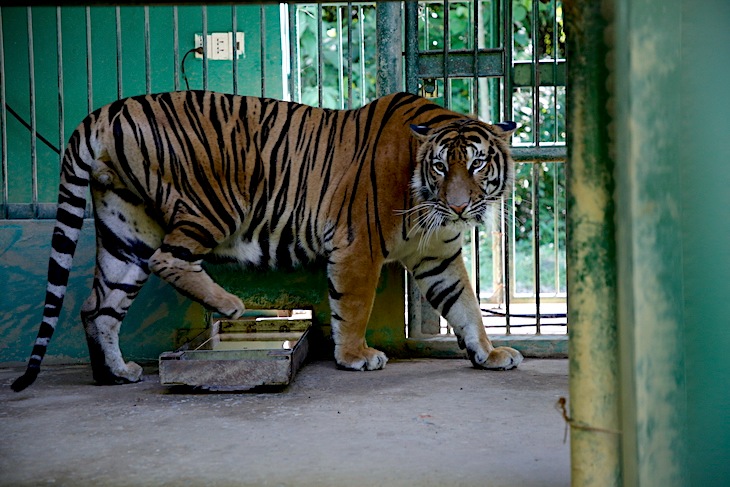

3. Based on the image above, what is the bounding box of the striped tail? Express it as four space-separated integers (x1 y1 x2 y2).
11 129 91 392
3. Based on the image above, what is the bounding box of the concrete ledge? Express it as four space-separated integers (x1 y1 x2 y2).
406 334 568 359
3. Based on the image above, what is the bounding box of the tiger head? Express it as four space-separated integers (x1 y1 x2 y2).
408 119 516 234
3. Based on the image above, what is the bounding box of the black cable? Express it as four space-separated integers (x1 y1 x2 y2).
481 307 567 319
4 103 60 155
181 47 203 91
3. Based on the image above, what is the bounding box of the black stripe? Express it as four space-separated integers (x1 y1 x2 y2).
414 249 462 280
328 278 344 300
51 231 76 256
159 243 202 262
55 208 84 231
440 286 464 317
34 322 55 342
428 280 460 310
425 279 444 303
412 256 438 272
47 257 71 287
275 215 295 269
43 293 63 318
443 233 460 244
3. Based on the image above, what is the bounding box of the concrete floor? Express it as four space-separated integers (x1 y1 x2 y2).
0 358 569 487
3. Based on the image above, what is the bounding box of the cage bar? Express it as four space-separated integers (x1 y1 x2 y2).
201 6 208 90
56 7 64 168
317 5 323 106
260 6 266 97
144 6 151 94
26 7 38 216
231 6 238 94
173 7 179 91
115 7 123 98
85 7 93 113
0 8 6 218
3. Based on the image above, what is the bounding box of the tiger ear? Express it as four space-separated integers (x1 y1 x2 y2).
491 121 518 141
410 124 431 140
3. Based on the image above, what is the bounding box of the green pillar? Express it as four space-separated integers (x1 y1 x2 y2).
564 1 621 485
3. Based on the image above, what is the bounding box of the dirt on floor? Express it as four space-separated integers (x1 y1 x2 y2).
0 358 570 487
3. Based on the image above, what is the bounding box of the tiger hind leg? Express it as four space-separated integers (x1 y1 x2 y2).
82 256 149 385
82 187 162 384
148 224 245 318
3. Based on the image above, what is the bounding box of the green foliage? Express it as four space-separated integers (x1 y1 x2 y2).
512 0 566 61
294 4 377 108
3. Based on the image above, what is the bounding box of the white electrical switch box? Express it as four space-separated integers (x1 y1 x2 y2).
195 32 245 61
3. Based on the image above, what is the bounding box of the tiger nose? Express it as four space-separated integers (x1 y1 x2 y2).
449 203 468 215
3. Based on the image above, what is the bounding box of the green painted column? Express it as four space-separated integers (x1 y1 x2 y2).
614 0 688 484
564 1 621 485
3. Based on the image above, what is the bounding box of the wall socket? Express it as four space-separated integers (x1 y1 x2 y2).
194 32 245 61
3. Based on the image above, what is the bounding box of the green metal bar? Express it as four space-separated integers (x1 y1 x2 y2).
346 2 353 109
531 0 542 332
336 5 344 108
442 0 449 108
173 6 179 91
27 7 38 217
0 7 6 219
56 6 64 174
502 0 513 332
564 0 621 485
260 6 266 97
375 2 401 96
231 6 238 94
404 1 419 94
417 49 504 79
512 60 566 87
115 6 122 98
317 5 323 106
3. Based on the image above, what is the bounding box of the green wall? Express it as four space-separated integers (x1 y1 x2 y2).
678 0 730 483
0 4 287 362
1 5 284 206
0 220 206 363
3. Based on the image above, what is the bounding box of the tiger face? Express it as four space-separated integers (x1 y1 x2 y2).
409 119 516 235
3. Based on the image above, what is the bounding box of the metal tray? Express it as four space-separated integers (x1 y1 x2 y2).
159 317 311 391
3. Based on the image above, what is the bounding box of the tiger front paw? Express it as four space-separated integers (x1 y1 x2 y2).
93 360 144 385
335 345 388 371
209 292 245 319
468 346 523 370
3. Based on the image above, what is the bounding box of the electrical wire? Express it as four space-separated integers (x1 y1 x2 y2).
481 307 567 319
181 47 203 90
4 103 60 154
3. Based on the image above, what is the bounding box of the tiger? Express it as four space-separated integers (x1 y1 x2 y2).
11 90 523 392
